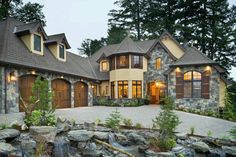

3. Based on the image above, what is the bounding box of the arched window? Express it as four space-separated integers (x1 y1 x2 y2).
184 71 201 98
156 58 162 70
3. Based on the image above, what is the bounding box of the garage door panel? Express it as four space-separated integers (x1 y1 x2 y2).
74 82 88 107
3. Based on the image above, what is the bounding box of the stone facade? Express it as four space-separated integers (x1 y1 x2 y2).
168 66 220 111
144 43 174 95
0 67 94 113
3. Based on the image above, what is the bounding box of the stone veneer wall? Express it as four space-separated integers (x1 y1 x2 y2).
2 67 94 113
143 43 174 95
168 66 220 111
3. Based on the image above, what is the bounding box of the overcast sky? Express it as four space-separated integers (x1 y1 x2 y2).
23 0 236 80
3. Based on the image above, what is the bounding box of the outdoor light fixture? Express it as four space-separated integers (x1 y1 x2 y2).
175 67 181 72
9 71 17 82
31 70 36 75
91 85 94 89
155 82 160 87
205 66 211 71
60 75 64 79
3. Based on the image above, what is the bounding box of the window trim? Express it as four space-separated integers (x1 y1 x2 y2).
183 70 202 98
101 60 109 72
116 55 129 69
33 33 43 54
58 44 65 60
131 55 143 69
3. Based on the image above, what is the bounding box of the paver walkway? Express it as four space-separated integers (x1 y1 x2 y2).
1 105 236 138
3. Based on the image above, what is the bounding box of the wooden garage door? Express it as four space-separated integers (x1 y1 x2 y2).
19 75 37 112
52 79 71 108
74 82 88 107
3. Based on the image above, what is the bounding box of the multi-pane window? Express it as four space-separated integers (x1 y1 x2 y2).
156 58 162 70
132 81 142 98
34 34 41 52
132 55 142 68
117 55 129 68
59 44 65 59
101 60 109 71
118 81 128 98
111 82 115 98
184 71 202 98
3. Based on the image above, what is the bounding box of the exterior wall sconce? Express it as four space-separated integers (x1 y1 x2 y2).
60 75 64 79
205 66 211 71
31 70 36 75
91 85 94 89
9 71 17 82
155 82 160 87
175 67 181 73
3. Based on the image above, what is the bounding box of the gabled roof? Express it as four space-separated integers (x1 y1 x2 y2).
108 36 144 56
170 46 217 66
45 33 71 49
96 53 107 63
14 20 48 39
0 18 97 80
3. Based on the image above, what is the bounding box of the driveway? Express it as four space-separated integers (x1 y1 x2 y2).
1 105 235 138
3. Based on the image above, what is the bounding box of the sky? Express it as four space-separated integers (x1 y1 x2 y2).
23 0 236 80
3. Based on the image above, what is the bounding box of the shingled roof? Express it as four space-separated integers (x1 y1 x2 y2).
0 18 97 80
45 33 71 49
170 46 217 66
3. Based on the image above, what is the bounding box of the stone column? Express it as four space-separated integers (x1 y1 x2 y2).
88 82 93 106
0 67 5 113
48 77 52 109
71 83 74 108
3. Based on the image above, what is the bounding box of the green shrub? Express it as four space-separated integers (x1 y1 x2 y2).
0 123 10 130
123 118 133 127
135 123 142 129
207 130 213 137
149 137 176 151
152 96 180 151
105 109 122 129
223 88 236 121
24 110 56 127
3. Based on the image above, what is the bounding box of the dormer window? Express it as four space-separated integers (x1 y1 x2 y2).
33 34 42 52
101 60 109 72
59 44 65 59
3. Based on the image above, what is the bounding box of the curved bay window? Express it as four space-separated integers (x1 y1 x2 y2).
132 81 142 98
184 71 202 98
117 55 129 69
131 55 143 69
118 81 128 98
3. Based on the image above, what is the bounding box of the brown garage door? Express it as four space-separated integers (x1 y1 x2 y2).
74 82 88 107
52 79 71 108
19 75 37 112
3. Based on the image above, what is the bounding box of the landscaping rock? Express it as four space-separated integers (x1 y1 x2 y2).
172 145 185 155
56 117 71 133
127 132 147 145
94 131 109 140
145 149 159 157
158 152 176 157
68 130 94 142
9 120 22 130
29 126 57 143
0 129 20 140
84 122 95 131
222 146 236 156
192 141 210 153
0 142 16 153
81 150 103 157
21 138 37 150
176 132 188 140
114 133 130 146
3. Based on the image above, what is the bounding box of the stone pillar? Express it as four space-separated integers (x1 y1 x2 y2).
71 83 74 108
0 67 5 113
48 78 52 109
87 82 93 106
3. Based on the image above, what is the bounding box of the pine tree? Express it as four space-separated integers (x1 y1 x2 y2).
106 25 127 44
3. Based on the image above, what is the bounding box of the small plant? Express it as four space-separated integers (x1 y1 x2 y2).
190 126 195 135
178 154 186 157
123 118 133 127
229 126 236 140
105 109 122 129
24 110 56 127
0 123 10 130
149 137 176 151
135 122 142 129
95 118 102 126
207 130 213 137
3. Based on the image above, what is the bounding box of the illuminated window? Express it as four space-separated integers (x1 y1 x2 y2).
132 55 142 68
34 34 41 52
156 58 162 70
132 81 142 98
184 71 202 98
59 44 65 59
101 60 109 72
118 81 128 98
117 55 129 68
111 82 115 98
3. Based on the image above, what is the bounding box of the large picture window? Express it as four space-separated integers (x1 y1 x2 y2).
118 81 128 98
184 71 202 98
132 81 142 98
34 34 41 52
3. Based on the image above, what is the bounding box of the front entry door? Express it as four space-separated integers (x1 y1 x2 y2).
149 82 160 104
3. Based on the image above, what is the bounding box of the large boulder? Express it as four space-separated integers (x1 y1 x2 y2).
0 142 16 153
222 146 236 156
0 129 20 140
192 141 210 153
157 152 176 157
29 126 57 143
94 131 109 141
114 133 130 146
68 130 94 142
127 132 147 145
56 117 71 133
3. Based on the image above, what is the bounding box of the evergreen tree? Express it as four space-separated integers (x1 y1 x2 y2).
0 0 21 20
106 25 127 44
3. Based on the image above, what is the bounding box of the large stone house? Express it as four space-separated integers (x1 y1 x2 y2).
0 18 229 113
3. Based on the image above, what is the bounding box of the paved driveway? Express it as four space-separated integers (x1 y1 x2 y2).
1 105 236 138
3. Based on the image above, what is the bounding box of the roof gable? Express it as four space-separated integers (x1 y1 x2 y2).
45 33 71 49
